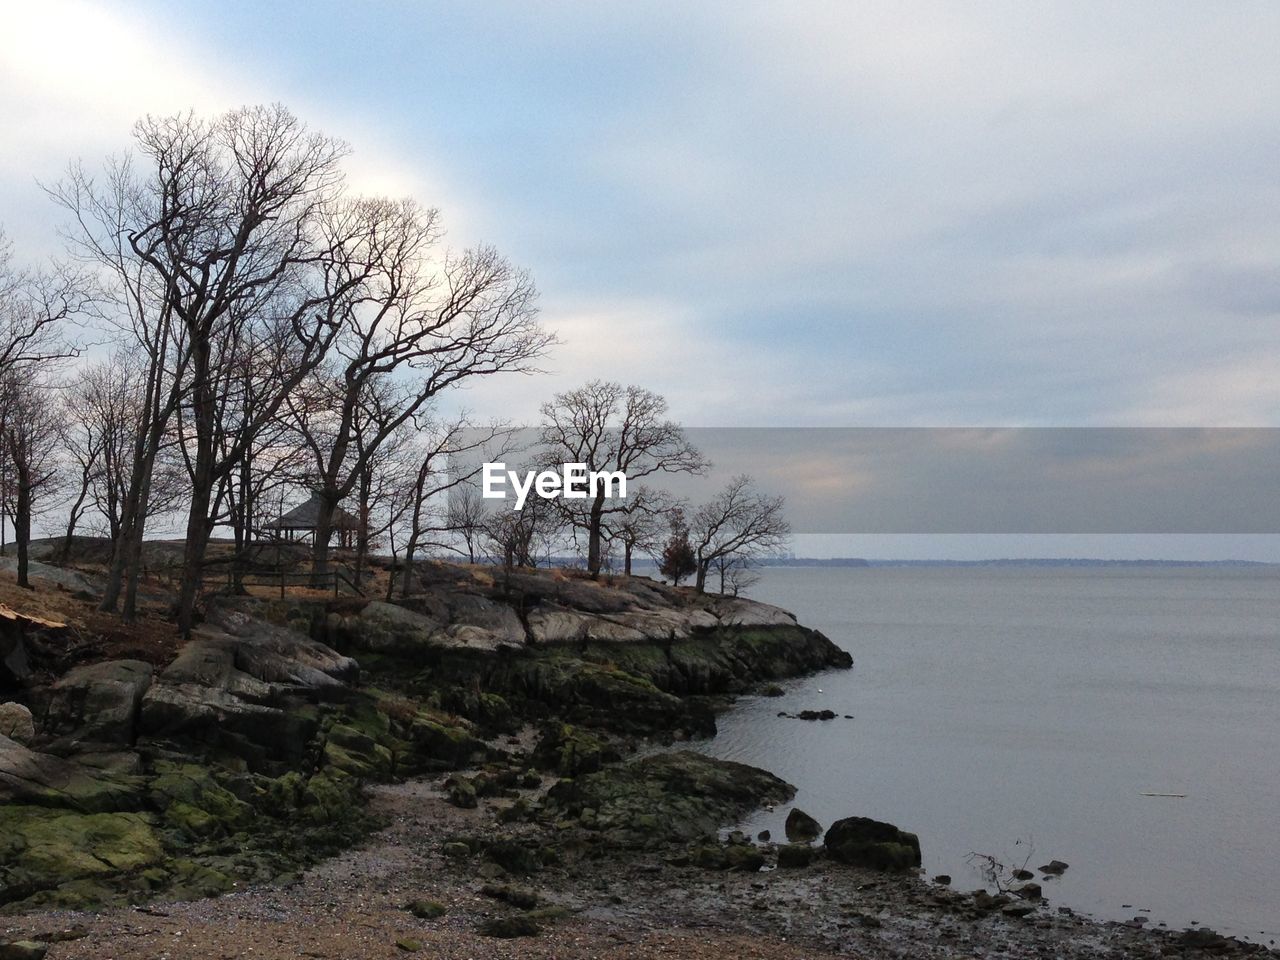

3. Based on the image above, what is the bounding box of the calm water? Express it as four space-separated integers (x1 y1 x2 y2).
699 566 1280 943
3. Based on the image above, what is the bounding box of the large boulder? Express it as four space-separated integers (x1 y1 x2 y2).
0 734 142 812
36 660 153 748
824 816 922 871
204 607 358 695
784 807 822 842
139 619 357 770
709 597 799 627
0 703 34 744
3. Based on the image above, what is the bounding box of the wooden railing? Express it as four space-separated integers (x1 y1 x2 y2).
216 567 366 599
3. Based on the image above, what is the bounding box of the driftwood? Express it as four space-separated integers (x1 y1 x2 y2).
0 605 67 630
1 604 71 687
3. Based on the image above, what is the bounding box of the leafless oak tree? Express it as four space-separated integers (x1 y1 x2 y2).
0 228 84 379
287 197 550 586
393 418 517 595
54 106 392 633
540 381 706 577
601 484 679 576
1 370 62 587
690 474 789 592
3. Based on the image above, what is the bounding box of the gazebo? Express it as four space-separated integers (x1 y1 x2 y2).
264 493 362 548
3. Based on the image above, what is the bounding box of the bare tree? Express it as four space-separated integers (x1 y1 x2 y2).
59 357 146 561
708 553 761 596
540 381 706 577
55 106 392 633
0 228 84 378
690 475 789 592
50 155 194 621
0 231 83 566
1 370 62 588
483 492 561 572
395 418 517 596
288 197 550 587
446 484 488 564
602 484 678 576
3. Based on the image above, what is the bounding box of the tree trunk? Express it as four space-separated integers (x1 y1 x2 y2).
176 477 215 636
120 423 164 623
624 541 633 576
355 470 371 588
400 545 416 599
586 493 606 576
231 452 251 594
176 337 218 637
99 495 135 612
101 343 166 614
60 472 92 565
694 559 709 592
309 490 338 587
13 464 31 589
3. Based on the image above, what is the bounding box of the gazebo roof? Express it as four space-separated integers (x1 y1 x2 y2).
265 493 361 532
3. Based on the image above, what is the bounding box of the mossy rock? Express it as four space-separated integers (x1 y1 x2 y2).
403 716 485 773
479 915 541 938
164 858 236 899
441 841 472 860
544 751 794 850
533 723 619 777
405 898 447 919
322 726 395 781
149 763 253 840
0 941 50 960
0 806 165 910
484 839 548 875
691 842 766 872
445 777 478 809
777 843 819 868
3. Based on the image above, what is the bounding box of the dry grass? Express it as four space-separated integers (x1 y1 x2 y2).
0 571 183 668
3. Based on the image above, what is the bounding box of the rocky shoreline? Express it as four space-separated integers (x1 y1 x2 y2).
0 557 1272 958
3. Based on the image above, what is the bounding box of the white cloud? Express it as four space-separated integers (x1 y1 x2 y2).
0 1 469 248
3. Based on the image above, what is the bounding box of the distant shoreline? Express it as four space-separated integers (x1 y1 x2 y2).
627 556 1279 569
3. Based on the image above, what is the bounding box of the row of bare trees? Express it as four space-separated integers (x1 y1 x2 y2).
0 227 88 588
472 378 791 590
0 105 549 634
1 105 788 625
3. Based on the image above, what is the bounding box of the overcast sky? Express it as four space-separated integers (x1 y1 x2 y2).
4 2 1279 557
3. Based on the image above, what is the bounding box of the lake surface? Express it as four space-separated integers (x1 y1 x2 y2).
698 566 1280 943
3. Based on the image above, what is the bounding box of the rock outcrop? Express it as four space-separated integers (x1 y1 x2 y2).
315 567 852 739
34 661 152 750
2 564 852 914
543 750 795 849
1 608 73 689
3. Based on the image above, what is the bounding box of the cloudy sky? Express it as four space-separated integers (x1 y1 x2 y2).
4 2 1279 556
